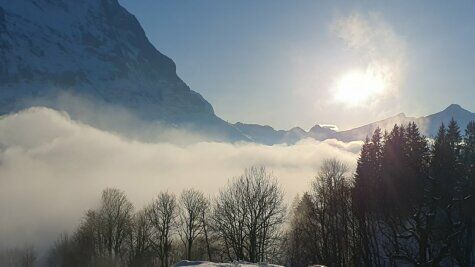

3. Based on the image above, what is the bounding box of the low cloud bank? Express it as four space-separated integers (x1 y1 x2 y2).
0 107 361 254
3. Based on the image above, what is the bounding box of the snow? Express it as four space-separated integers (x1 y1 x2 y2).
173 260 283 267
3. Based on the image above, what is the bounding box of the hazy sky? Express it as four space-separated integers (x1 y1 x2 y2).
119 0 475 130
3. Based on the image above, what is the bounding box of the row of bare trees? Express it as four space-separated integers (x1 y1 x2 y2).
0 245 36 267
46 166 286 267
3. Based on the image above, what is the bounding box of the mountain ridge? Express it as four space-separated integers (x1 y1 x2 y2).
235 104 475 144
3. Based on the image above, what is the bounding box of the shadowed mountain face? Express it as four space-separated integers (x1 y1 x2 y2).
0 0 247 142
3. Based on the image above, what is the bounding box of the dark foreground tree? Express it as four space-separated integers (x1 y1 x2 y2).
351 121 475 266
352 128 384 266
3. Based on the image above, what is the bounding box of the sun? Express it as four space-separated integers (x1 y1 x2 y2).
333 69 386 106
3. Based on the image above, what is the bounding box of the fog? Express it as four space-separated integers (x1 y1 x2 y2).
0 107 361 255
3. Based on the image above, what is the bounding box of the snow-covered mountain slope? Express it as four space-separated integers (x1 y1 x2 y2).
0 0 247 142
331 112 416 142
418 104 475 137
331 104 475 141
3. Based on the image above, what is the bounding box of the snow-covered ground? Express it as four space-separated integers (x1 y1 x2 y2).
174 260 283 267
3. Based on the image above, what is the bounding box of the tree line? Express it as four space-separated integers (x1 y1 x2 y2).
4 120 475 266
286 120 475 266
46 166 286 267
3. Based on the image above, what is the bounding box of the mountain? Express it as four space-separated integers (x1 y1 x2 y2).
235 104 475 144
308 124 338 140
234 122 285 145
418 104 475 136
0 0 248 142
233 122 308 145
331 104 475 141
331 112 416 142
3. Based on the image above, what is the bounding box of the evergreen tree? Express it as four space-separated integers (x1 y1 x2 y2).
404 122 430 204
447 118 462 153
431 123 451 204
353 128 384 212
381 124 409 213
456 121 475 266
463 121 475 179
352 128 383 266
430 121 469 265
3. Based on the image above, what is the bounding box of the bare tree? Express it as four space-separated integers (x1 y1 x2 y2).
178 189 209 260
212 166 286 263
309 158 354 266
127 209 153 267
285 159 355 267
47 233 74 267
61 188 134 266
147 192 178 267
0 245 36 267
98 188 134 260
200 196 214 261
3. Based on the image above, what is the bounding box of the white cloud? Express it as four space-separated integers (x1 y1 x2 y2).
0 107 361 254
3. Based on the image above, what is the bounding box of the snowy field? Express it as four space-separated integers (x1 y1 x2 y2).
174 261 283 267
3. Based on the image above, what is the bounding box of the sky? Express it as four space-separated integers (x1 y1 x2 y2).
119 0 475 130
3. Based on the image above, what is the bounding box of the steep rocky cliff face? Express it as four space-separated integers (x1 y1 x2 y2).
0 0 246 141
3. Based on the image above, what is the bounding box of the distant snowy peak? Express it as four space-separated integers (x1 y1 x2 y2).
233 122 285 145
234 122 312 145
420 104 475 136
308 124 338 140
313 104 475 142
237 104 475 145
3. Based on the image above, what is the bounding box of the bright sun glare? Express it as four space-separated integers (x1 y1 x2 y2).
334 69 386 106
